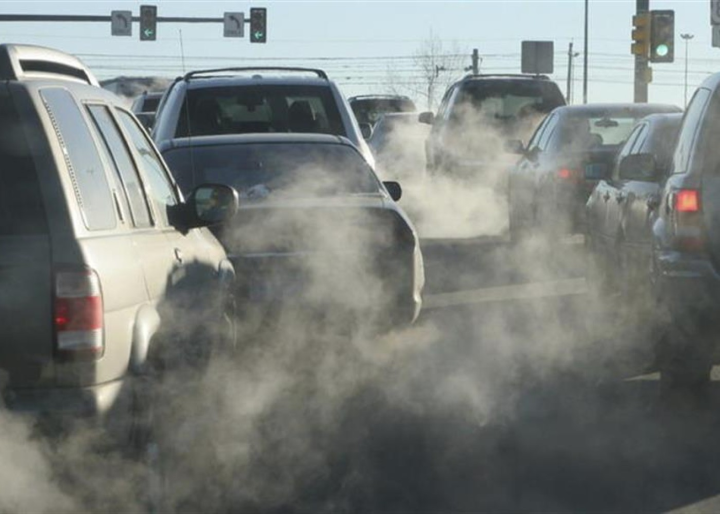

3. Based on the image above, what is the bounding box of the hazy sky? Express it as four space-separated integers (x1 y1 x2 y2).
0 0 718 108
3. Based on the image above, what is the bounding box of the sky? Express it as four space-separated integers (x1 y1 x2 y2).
0 0 718 109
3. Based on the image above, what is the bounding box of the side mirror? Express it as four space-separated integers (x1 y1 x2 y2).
135 112 156 132
505 139 526 155
359 122 373 140
584 162 610 181
418 111 435 125
383 181 402 202
187 184 239 227
619 153 658 182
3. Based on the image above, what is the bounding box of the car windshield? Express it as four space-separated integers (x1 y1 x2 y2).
175 85 346 138
163 142 380 198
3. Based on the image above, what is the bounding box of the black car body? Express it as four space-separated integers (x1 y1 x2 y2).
160 134 425 328
420 74 566 178
509 103 681 236
586 113 682 296
651 78 720 387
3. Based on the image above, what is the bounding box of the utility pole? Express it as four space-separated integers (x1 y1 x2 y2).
472 48 479 75
566 42 579 103
681 33 694 107
583 0 589 103
634 0 650 103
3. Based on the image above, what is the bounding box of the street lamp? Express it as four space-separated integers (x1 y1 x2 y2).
681 33 694 107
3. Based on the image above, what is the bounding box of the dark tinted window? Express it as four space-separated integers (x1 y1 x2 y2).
41 88 116 231
117 110 177 226
672 88 711 174
87 105 152 228
453 80 565 119
351 97 417 125
176 85 345 137
0 91 47 235
163 143 380 198
141 96 161 113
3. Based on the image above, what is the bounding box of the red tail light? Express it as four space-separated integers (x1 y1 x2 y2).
671 189 705 252
53 268 104 360
557 168 575 180
676 189 700 212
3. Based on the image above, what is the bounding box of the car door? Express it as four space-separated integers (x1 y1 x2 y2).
608 124 648 245
115 108 226 332
589 124 643 252
510 112 552 226
529 113 560 215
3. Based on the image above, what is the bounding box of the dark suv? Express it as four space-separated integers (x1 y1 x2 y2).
0 44 237 427
419 74 566 176
651 76 720 389
151 67 375 167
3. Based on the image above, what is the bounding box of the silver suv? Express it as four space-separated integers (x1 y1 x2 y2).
150 67 375 167
0 44 237 425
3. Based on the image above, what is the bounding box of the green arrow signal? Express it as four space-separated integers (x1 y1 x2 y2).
144 28 154 37
253 31 264 40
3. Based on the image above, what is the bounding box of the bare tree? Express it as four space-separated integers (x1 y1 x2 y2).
385 31 467 111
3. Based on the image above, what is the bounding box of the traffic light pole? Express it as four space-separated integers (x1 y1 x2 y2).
634 0 650 103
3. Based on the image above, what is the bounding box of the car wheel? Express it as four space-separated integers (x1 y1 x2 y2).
657 323 714 396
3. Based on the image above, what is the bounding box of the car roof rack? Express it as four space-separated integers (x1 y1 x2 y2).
183 67 328 81
349 94 412 100
0 44 98 86
463 73 550 80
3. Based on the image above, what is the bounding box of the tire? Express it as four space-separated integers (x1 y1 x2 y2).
657 323 714 395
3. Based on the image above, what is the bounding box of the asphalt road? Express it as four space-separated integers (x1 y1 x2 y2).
29 233 720 513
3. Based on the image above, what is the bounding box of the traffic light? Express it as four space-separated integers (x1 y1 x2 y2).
650 10 675 63
250 8 267 43
140 5 157 41
631 12 650 57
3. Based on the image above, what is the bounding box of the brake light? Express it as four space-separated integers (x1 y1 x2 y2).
676 189 699 212
671 189 705 253
558 168 574 180
53 268 104 360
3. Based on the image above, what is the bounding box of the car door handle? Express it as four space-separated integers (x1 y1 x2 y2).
174 248 184 265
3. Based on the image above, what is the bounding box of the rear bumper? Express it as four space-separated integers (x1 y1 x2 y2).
3 378 126 417
230 244 424 325
654 250 720 322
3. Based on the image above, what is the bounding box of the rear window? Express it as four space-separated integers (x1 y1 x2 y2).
175 85 345 138
163 143 380 198
555 114 651 149
452 80 565 120
141 95 161 113
351 98 417 125
0 92 47 235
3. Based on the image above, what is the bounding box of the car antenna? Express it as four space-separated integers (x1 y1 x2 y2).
178 29 196 190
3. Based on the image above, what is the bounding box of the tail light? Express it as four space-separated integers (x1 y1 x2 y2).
53 267 104 361
670 189 705 253
557 168 580 182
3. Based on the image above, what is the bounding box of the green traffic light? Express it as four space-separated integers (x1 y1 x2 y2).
655 44 669 57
